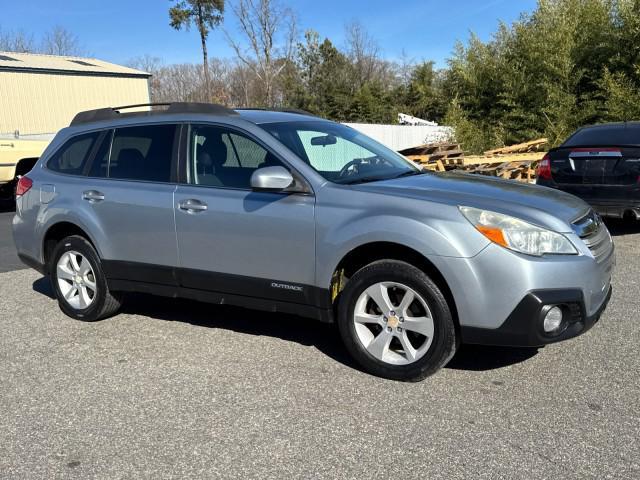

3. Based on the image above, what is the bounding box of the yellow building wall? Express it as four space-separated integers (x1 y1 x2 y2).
0 72 150 135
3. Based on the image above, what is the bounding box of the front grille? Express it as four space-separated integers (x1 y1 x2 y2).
572 210 614 263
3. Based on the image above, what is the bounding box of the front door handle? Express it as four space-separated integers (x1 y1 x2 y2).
178 199 208 213
82 190 105 203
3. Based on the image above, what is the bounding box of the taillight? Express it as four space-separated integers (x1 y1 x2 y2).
15 176 33 198
536 154 552 180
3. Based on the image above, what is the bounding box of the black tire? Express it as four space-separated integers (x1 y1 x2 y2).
49 235 122 321
337 260 457 381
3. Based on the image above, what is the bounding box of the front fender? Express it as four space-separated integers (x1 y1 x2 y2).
316 210 489 289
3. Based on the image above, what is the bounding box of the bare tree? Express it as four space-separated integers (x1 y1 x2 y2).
0 29 36 53
0 26 83 56
206 58 234 103
397 49 416 85
226 0 297 106
127 54 164 74
227 61 263 106
127 55 165 100
169 0 225 100
133 58 238 105
41 26 83 55
344 21 381 88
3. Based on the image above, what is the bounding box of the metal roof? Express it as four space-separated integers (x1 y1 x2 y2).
0 51 150 78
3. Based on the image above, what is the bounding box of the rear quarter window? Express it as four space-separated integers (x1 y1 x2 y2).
563 124 640 147
47 132 100 175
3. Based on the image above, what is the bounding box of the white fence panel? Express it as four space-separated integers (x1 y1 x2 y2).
344 123 453 151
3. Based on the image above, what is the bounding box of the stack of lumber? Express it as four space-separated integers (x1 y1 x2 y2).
483 138 548 156
398 138 548 183
459 158 540 182
460 138 548 183
398 143 464 172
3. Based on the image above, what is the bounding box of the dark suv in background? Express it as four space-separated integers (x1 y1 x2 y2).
537 122 640 220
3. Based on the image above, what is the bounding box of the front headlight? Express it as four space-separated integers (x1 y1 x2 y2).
459 206 577 257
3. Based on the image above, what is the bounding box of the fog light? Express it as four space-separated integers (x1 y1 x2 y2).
543 306 564 333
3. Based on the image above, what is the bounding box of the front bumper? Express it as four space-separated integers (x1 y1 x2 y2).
591 203 640 219
460 286 612 346
426 228 614 347
535 181 640 219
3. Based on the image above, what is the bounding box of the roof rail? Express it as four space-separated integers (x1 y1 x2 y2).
279 108 314 115
235 107 314 116
70 102 238 126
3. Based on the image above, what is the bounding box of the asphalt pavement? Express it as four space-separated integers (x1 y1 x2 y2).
0 211 638 479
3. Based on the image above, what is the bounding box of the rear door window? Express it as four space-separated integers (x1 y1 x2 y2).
47 132 100 175
108 125 177 182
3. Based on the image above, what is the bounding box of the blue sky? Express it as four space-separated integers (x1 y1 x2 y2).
1 0 537 67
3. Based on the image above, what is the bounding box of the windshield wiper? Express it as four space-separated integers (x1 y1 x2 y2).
340 170 424 185
392 170 424 179
339 176 388 185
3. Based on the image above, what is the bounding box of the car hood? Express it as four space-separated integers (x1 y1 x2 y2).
352 171 591 233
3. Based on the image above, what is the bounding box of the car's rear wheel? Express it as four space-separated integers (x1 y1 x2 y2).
337 260 457 381
50 235 122 321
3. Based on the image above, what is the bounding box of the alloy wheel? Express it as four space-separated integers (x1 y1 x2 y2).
56 250 97 309
353 281 435 365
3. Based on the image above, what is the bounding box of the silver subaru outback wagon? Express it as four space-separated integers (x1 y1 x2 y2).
13 103 615 381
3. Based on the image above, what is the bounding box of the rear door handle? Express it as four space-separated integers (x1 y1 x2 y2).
82 190 105 203
178 199 208 213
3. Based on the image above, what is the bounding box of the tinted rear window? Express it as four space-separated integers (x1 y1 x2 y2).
88 130 112 178
108 125 176 182
47 132 99 175
563 124 640 147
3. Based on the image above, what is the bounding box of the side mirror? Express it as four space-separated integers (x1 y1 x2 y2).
250 166 294 192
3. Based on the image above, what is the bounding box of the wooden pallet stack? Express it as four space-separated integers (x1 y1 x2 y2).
460 159 540 182
398 138 548 183
398 143 465 172
483 138 548 157
460 138 548 183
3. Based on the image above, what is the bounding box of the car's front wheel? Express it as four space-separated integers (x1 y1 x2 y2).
337 260 457 381
50 235 122 321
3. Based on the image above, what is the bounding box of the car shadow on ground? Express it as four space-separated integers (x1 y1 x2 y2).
604 218 640 236
446 344 539 371
33 276 540 374
0 199 15 213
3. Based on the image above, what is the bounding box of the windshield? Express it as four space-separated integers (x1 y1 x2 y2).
260 120 420 184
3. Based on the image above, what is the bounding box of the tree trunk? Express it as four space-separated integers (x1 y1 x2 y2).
265 77 272 107
200 31 211 101
196 5 211 101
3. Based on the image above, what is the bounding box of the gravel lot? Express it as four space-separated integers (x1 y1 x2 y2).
0 210 638 479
